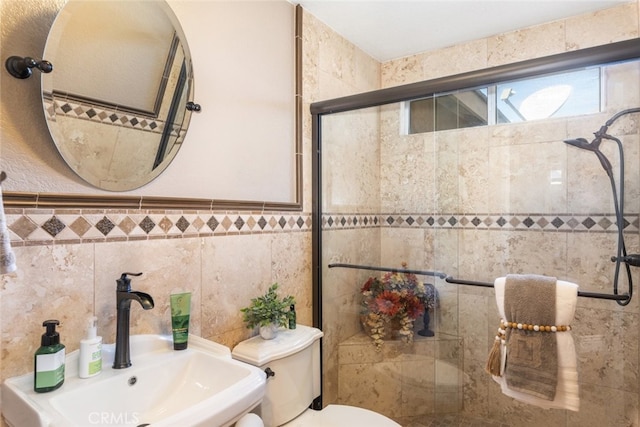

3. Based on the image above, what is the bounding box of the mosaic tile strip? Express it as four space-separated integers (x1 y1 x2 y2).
5 209 312 245
42 93 183 138
322 213 640 233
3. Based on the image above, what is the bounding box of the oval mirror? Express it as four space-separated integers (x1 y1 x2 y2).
42 0 194 191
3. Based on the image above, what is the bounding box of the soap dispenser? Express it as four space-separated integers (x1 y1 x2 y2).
78 316 102 378
34 319 66 393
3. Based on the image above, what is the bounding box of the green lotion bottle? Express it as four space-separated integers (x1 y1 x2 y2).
34 320 65 393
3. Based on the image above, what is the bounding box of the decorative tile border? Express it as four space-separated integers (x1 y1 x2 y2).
5 208 312 246
322 213 640 233
7 209 637 245
43 93 182 138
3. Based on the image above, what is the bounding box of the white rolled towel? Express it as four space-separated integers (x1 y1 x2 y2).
236 413 264 427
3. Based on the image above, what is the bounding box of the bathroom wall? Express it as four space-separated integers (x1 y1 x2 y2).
319 1 640 426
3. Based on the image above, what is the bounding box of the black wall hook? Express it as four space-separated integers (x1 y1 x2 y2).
5 56 53 79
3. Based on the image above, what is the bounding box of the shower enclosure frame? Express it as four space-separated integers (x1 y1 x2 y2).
310 38 640 407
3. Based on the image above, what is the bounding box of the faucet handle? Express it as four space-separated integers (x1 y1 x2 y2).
116 272 143 292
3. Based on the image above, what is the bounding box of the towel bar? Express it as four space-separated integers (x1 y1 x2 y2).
327 263 631 303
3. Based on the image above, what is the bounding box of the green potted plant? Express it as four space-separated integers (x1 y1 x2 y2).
241 283 295 339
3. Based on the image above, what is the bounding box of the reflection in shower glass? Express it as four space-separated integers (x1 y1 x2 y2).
497 68 600 124
409 88 488 133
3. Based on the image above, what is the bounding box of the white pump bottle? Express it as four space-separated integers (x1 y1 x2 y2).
78 316 102 378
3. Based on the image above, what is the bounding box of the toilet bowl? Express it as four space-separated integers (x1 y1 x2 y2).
232 325 400 427
282 404 400 426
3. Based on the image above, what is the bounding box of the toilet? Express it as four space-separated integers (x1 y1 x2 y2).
232 325 401 427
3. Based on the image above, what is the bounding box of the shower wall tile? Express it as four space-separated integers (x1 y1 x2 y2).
488 141 568 213
420 39 489 83
462 360 492 419
435 131 460 213
322 110 381 213
487 21 565 68
458 130 490 214
338 361 403 418
380 54 426 88
567 382 639 427
337 333 463 419
567 232 639 312
380 128 435 213
574 307 639 393
565 2 639 51
459 293 490 362
380 228 433 271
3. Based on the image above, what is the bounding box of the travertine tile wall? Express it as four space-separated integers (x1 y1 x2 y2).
319 2 640 426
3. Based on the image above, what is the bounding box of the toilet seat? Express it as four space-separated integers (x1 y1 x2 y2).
282 404 401 427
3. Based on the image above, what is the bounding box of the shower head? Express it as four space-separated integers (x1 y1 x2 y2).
563 137 592 150
563 136 613 177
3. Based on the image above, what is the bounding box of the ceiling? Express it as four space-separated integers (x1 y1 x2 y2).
294 0 633 62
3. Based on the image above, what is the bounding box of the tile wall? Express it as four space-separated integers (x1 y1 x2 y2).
319 2 640 426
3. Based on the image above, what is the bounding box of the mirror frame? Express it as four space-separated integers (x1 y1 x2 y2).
4 5 303 211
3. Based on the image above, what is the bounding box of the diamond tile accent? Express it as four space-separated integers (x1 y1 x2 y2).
234 216 245 230
258 216 267 230
42 216 66 237
192 217 205 231
582 217 596 229
158 217 173 233
243 216 254 229
139 216 156 234
176 216 190 232
598 217 613 229
207 216 219 231
10 216 39 239
567 218 579 229
96 216 115 236
69 217 92 237
221 216 233 231
118 217 137 234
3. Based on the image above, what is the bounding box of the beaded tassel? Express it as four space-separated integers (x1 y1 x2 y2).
486 322 505 376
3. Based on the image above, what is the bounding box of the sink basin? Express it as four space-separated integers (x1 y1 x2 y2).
2 335 266 427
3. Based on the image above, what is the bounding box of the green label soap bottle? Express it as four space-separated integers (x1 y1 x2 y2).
34 319 65 393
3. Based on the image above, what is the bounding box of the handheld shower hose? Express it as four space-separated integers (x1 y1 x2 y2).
564 107 640 306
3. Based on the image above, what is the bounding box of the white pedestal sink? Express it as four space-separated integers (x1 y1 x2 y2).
2 335 266 427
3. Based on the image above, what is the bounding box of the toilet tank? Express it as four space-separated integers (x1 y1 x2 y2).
232 325 323 427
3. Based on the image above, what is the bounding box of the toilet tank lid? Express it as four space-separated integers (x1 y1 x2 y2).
232 324 323 366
